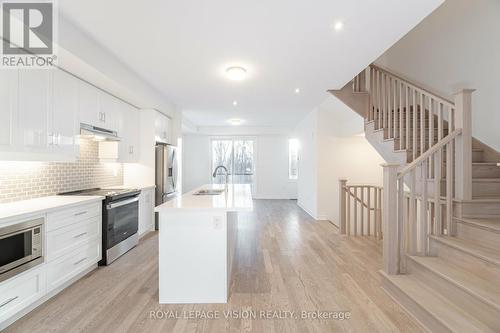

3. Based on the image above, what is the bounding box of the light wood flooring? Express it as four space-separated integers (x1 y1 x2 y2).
4 200 422 333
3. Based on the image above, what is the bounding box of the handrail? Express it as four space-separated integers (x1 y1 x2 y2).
370 64 455 107
398 129 462 177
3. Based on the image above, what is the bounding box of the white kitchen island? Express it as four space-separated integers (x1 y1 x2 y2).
154 184 253 304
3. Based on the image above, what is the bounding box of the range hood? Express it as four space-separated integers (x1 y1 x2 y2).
80 123 120 142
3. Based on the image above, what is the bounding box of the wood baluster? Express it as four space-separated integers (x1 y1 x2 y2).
367 187 371 236
421 160 429 255
353 187 358 236
377 70 381 129
446 142 453 235
420 92 425 157
393 79 398 140
409 169 417 255
399 81 403 150
378 187 383 240
346 186 351 236
361 187 365 236
405 84 410 150
398 177 406 273
434 150 442 235
412 88 417 161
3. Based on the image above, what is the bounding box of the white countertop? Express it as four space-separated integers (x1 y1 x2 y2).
113 184 156 190
155 184 253 212
0 195 104 224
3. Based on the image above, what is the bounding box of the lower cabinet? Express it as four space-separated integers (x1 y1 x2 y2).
46 238 100 293
0 266 46 324
138 187 155 236
0 200 103 329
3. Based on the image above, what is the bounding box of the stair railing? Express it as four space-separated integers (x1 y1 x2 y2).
339 179 383 239
355 64 475 275
353 64 473 201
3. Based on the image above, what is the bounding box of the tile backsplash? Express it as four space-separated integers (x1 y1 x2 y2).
0 139 123 203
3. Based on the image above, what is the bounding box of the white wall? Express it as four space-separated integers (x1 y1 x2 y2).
295 111 319 218
376 0 500 151
182 134 297 199
295 96 385 224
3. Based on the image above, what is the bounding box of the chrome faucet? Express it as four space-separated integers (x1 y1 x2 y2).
212 165 229 191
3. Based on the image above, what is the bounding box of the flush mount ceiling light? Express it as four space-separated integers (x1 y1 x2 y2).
333 20 344 31
228 118 243 126
233 100 238 106
226 66 247 81
295 88 301 94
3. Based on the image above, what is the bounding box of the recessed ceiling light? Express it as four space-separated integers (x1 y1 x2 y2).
295 88 300 94
228 118 243 126
233 100 238 106
226 67 247 81
333 21 344 31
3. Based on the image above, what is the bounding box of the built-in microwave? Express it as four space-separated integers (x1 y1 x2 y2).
0 218 44 283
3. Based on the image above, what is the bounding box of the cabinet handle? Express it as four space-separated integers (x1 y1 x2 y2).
73 232 87 239
129 146 134 154
48 133 54 145
103 112 106 123
0 296 18 309
74 211 87 216
73 257 87 266
56 133 61 146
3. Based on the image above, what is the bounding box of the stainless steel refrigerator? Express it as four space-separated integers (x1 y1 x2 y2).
155 143 178 229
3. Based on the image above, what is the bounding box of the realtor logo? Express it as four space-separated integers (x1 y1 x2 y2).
1 0 57 68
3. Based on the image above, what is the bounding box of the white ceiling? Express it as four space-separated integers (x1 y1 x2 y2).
60 0 443 128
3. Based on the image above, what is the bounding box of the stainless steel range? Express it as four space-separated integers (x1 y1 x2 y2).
60 188 140 265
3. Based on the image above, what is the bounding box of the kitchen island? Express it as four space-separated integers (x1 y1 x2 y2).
154 184 253 304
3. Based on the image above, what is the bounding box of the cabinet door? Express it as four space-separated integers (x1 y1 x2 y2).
18 69 50 152
51 69 79 159
0 70 19 151
138 188 154 236
154 111 169 143
119 103 140 163
99 91 121 131
78 80 102 127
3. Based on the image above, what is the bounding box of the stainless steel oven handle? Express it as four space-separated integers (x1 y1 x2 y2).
0 296 18 308
106 197 139 210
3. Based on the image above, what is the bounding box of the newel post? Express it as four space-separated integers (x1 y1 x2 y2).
339 179 347 234
454 89 474 201
382 163 400 275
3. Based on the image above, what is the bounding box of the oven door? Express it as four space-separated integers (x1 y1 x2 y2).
105 196 139 249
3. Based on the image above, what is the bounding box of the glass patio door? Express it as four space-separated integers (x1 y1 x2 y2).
211 139 254 188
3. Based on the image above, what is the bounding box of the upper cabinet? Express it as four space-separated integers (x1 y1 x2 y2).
118 102 140 163
99 91 121 132
51 69 79 159
78 81 102 128
154 111 171 144
0 71 19 152
18 69 51 152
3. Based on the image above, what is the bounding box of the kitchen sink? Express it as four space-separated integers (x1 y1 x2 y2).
193 189 226 195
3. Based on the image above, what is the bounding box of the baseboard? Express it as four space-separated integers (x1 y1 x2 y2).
297 202 318 220
253 195 297 200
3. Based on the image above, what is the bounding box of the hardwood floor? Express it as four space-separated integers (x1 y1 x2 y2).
5 200 422 333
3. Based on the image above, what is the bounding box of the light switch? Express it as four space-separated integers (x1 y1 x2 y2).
213 216 222 229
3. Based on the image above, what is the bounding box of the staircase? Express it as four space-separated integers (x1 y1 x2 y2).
331 64 500 332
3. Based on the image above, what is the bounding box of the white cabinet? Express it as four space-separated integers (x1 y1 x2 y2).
0 266 46 325
50 69 79 159
0 71 19 152
154 111 171 144
78 80 102 128
99 91 122 132
18 69 51 152
138 187 154 236
119 102 140 163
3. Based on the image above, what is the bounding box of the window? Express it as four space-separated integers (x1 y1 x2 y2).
289 138 299 180
211 139 254 185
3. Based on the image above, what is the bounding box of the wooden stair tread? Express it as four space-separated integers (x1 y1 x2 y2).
408 256 500 311
430 235 500 266
380 271 494 332
455 217 500 233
